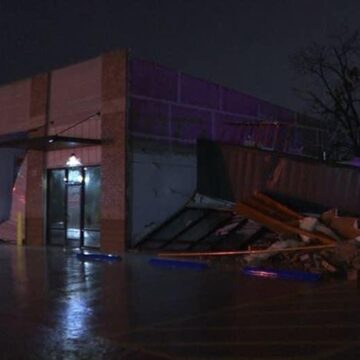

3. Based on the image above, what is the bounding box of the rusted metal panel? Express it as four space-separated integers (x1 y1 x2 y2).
198 140 360 215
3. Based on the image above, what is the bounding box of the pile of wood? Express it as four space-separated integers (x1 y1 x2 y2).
159 192 360 280
235 192 360 279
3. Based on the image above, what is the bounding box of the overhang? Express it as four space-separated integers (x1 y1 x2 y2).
0 135 102 151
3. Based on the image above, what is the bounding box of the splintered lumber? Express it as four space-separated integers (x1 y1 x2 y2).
253 192 303 220
158 244 335 257
234 202 335 245
329 216 360 239
244 198 292 222
321 209 360 240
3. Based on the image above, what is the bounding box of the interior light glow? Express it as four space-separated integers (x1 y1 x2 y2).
66 153 82 167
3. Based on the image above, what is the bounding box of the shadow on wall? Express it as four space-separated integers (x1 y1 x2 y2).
129 146 197 245
197 139 234 202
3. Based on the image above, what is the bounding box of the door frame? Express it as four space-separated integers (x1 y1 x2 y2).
46 165 100 248
66 167 85 247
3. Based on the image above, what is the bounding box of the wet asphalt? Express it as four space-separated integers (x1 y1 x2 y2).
1 244 360 359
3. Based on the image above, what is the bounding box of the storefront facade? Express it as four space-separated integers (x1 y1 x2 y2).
0 50 127 253
0 49 326 253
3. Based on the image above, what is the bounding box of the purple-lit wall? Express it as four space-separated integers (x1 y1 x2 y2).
129 59 298 148
128 59 303 243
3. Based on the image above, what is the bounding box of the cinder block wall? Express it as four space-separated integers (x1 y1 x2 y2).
129 58 298 147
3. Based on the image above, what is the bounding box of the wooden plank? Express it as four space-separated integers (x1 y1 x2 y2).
234 202 335 245
158 244 335 257
244 197 294 222
253 192 303 220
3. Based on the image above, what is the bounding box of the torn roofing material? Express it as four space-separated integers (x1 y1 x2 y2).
0 132 26 224
197 139 360 215
135 192 310 253
135 192 266 252
136 192 360 280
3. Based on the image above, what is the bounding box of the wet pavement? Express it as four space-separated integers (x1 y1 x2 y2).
1 244 360 359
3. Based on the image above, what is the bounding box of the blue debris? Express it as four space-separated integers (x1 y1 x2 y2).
242 266 321 282
76 252 121 262
149 257 209 270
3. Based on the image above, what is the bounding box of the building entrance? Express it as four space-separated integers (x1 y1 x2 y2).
47 166 101 248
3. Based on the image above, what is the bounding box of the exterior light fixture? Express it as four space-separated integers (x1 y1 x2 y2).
66 153 82 167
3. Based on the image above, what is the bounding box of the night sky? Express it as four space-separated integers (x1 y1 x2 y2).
1 0 360 112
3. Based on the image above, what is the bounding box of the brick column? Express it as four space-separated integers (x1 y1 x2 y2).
25 74 49 246
100 50 127 253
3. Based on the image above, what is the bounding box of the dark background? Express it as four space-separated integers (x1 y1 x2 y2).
1 0 359 112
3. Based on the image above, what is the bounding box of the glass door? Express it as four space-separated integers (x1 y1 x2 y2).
83 167 101 247
66 167 84 247
47 166 101 248
66 184 82 247
47 169 67 246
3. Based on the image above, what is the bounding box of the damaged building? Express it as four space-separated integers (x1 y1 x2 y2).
0 48 357 268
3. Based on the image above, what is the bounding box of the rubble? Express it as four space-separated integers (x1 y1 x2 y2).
299 217 340 242
140 191 360 281
233 195 360 280
235 194 336 245
244 239 301 265
331 217 359 237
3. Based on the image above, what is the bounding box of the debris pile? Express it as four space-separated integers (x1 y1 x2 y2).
232 193 360 280
138 191 360 280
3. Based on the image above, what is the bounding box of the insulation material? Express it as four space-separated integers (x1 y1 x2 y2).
0 155 27 241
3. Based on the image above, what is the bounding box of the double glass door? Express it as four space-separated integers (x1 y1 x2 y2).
47 166 101 248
